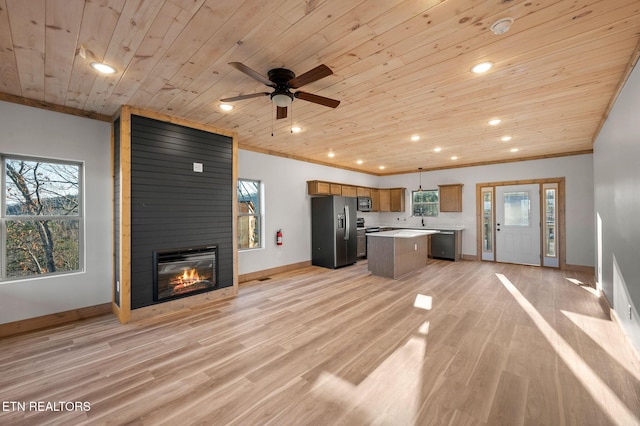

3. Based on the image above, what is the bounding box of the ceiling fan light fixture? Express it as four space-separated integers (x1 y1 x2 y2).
271 92 293 107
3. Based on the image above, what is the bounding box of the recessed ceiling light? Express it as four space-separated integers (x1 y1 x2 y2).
501 135 512 142
434 147 442 153
356 160 363 165
510 148 519 152
411 135 420 141
471 62 493 74
488 119 502 126
291 126 301 133
90 62 117 74
379 165 385 170
219 104 233 111
328 151 335 158
451 156 458 160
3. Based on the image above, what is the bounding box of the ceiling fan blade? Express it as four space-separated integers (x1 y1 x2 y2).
289 64 333 89
228 62 274 87
220 92 270 102
294 91 340 108
276 106 288 120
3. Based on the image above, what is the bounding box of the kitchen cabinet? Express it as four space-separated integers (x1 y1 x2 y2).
308 180 341 195
357 228 366 258
378 188 405 212
357 187 371 197
367 230 436 278
370 188 379 212
390 188 405 212
439 184 463 212
307 181 403 212
341 185 357 197
379 189 390 212
308 180 330 195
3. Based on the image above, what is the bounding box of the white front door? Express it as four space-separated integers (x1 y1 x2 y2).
496 184 540 265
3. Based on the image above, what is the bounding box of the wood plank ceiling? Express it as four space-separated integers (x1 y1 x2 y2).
1 0 639 175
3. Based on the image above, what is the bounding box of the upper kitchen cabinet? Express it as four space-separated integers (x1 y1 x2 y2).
390 188 405 212
379 189 390 212
341 185 357 197
438 184 463 212
379 188 405 212
370 188 380 212
357 187 371 197
308 180 341 196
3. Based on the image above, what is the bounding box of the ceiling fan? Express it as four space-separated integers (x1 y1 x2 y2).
220 62 340 119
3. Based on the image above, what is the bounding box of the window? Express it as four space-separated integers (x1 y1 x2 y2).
2 156 82 279
482 188 493 252
237 179 261 249
544 185 557 258
412 189 438 217
503 191 530 226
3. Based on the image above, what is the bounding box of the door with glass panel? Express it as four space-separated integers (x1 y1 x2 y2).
495 184 541 265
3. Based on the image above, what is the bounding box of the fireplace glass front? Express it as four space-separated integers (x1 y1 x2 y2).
153 245 217 302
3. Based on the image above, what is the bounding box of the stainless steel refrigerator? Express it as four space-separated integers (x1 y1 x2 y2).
311 196 357 268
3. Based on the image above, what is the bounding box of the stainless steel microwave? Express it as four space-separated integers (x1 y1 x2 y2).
357 197 372 212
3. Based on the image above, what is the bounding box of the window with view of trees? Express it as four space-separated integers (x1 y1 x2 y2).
412 189 439 217
2 157 82 279
237 179 261 250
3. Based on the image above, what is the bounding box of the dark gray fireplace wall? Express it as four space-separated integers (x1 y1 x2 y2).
129 115 233 309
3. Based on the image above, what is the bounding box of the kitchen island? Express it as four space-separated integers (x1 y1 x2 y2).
367 229 439 279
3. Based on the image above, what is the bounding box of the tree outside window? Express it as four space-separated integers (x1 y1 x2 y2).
2 157 82 279
237 179 261 249
412 189 439 217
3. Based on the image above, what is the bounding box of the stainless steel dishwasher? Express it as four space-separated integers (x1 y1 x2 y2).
431 230 457 260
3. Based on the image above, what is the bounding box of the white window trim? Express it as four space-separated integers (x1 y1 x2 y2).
1 155 84 281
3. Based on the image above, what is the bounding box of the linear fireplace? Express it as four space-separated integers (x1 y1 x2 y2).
153 245 218 302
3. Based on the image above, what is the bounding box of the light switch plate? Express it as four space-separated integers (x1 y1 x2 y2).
193 162 203 172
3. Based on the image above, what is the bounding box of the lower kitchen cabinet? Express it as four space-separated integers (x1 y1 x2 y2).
357 228 366 258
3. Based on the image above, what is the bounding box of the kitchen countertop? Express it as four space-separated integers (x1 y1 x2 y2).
371 224 465 231
366 229 439 238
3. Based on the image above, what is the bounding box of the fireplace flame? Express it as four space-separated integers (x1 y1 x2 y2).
170 268 205 287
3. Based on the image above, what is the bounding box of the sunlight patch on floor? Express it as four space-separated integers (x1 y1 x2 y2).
561 310 640 381
496 273 639 425
414 294 433 310
312 320 429 424
566 277 600 297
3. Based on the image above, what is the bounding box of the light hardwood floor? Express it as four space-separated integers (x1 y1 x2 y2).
1 260 639 425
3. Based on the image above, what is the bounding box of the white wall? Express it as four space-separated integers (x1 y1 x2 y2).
239 149 594 275
238 150 378 275
594 59 640 352
377 154 595 266
0 101 112 324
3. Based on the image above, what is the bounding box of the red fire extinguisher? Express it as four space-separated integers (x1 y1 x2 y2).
276 229 283 246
